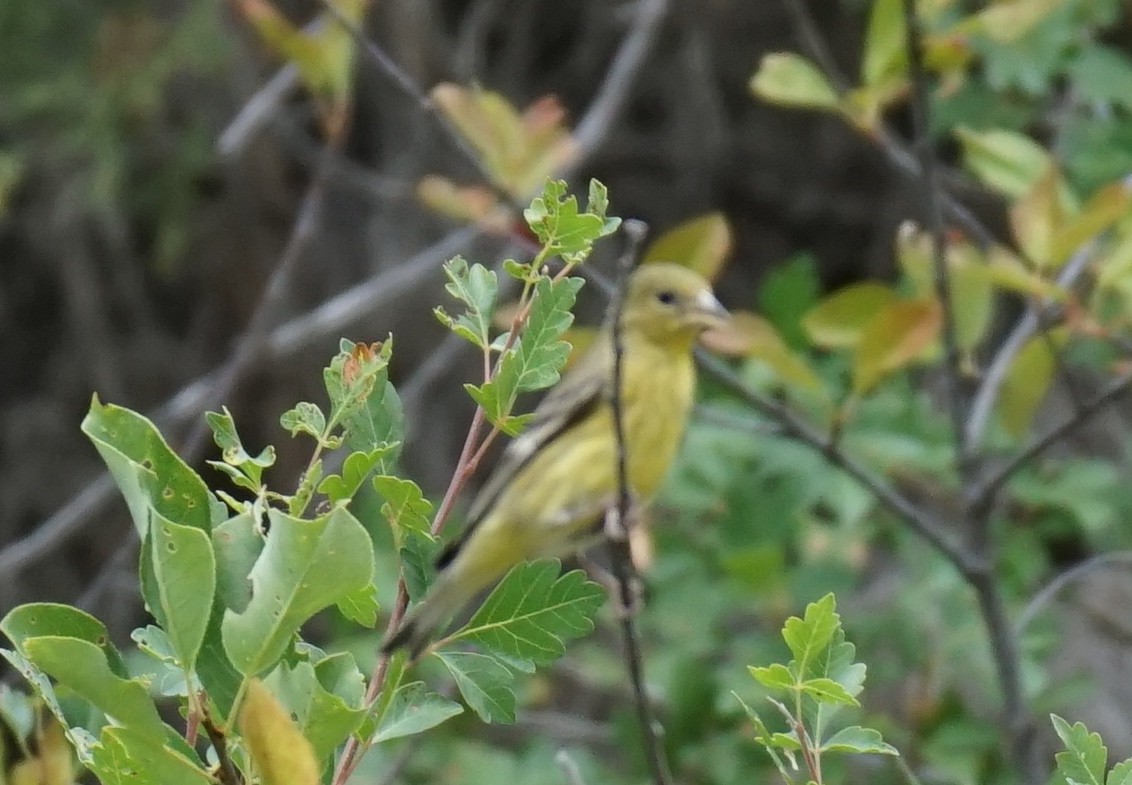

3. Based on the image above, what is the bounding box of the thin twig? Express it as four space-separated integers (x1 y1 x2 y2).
901 0 968 471
694 350 980 576
1016 551 1132 634
973 368 1132 505
965 245 1095 451
605 220 673 785
202 709 242 785
0 227 473 583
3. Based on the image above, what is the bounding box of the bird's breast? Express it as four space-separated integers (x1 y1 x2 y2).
620 343 695 498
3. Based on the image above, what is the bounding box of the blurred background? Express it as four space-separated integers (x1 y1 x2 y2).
6 0 1132 782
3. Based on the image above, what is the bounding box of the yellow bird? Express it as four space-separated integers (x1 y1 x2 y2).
383 262 729 655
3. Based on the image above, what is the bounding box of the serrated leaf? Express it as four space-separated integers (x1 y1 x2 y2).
1051 714 1106 785
437 256 498 349
147 511 216 671
997 332 1062 438
853 297 942 394
782 594 839 672
280 402 327 440
435 651 516 723
956 126 1053 198
750 53 839 111
222 506 374 675
372 681 464 743
453 560 605 666
643 213 733 281
802 282 898 349
89 726 213 785
1108 760 1132 785
336 581 379 627
81 397 212 536
240 678 320 785
373 475 433 546
523 179 618 262
821 725 899 755
265 659 366 764
400 530 441 601
324 339 393 425
319 446 397 504
749 663 795 692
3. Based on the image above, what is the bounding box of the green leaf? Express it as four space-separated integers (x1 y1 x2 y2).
434 256 498 348
758 253 821 347
523 179 619 263
435 650 516 723
280 401 327 440
1069 45 1132 110
324 339 394 425
800 677 859 706
212 513 264 613
82 396 212 536
862 0 906 87
643 213 733 281
749 663 795 692
1051 714 1106 785
820 725 899 755
1 604 115 657
802 282 898 349
319 446 397 504
372 681 464 743
454 560 605 666
336 581 379 627
471 276 583 431
997 332 1061 439
342 375 403 458
1108 761 1132 785
853 298 942 395
750 53 839 111
147 511 216 671
206 407 276 476
265 658 366 764
782 594 839 669
222 506 375 675
22 637 166 739
89 726 212 785
373 475 433 546
955 126 1053 198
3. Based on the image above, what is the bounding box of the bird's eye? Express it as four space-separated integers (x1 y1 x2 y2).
656 290 677 305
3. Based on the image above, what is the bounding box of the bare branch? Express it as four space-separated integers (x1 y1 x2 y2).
973 368 1132 505
1016 551 1132 634
605 219 672 785
964 245 1095 451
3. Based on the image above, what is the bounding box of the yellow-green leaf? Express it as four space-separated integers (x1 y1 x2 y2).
853 298 943 394
896 221 934 296
949 244 995 352
955 126 1052 198
1010 165 1064 268
703 312 824 392
997 332 1064 438
750 53 840 111
980 246 1066 300
416 175 511 233
802 282 898 349
862 0 906 87
240 679 319 785
643 213 733 281
958 0 1061 43
1052 179 1132 266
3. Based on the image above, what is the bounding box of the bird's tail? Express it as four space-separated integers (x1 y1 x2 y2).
381 570 467 658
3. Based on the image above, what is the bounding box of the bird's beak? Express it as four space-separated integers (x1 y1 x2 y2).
692 289 730 328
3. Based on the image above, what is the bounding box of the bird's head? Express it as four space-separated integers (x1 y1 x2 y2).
621 262 730 349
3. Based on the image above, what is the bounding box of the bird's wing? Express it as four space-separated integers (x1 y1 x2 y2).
435 338 610 569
